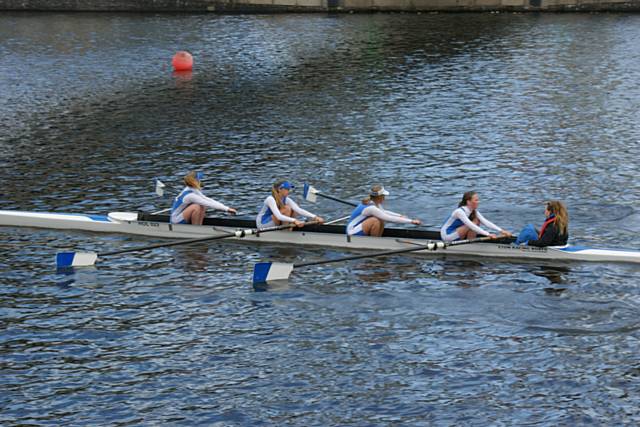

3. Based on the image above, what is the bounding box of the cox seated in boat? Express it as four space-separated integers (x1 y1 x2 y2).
170 171 237 225
346 185 421 237
441 191 512 242
515 201 569 247
256 180 324 229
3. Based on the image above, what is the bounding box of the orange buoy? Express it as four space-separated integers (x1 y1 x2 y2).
172 51 193 72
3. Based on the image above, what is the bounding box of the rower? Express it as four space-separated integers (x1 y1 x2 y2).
256 180 324 229
441 191 512 242
515 201 569 247
170 171 237 225
346 185 421 237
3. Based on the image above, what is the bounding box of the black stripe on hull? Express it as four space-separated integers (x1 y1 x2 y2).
137 211 515 244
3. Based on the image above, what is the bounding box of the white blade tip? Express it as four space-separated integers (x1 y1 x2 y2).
155 179 166 197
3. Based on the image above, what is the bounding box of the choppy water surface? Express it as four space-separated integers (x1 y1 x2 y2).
2 12 640 425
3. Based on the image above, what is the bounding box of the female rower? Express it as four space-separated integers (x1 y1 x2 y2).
170 171 237 225
346 185 421 237
441 191 512 242
256 180 324 229
515 201 569 247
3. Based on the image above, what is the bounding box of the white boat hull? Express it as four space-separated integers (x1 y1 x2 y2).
1 210 640 264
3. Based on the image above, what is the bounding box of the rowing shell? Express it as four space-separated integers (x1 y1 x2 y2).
1 210 640 264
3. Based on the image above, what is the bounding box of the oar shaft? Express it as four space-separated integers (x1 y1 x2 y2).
293 236 494 269
293 244 431 268
100 232 235 256
99 220 323 257
317 192 357 207
151 208 172 215
324 215 351 225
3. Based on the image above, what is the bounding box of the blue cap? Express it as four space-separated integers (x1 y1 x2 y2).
278 181 295 190
195 171 204 181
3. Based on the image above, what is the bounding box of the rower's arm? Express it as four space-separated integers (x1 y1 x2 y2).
267 197 297 223
366 206 412 224
382 209 405 218
184 193 231 212
286 198 316 219
455 210 490 236
475 211 503 233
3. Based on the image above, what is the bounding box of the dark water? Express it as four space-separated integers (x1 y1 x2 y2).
2 12 640 425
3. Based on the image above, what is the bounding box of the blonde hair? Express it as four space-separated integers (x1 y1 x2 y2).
361 184 385 205
183 171 201 190
272 180 286 209
547 200 568 235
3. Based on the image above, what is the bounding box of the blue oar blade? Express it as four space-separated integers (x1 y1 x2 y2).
252 262 294 284
302 183 318 203
56 252 98 268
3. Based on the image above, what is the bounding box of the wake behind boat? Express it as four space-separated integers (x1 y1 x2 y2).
1 209 640 264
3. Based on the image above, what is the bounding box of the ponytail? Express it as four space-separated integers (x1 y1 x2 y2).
362 184 386 205
459 191 477 208
459 191 477 221
184 171 201 190
272 181 286 209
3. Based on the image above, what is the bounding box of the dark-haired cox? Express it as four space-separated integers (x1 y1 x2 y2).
515 201 569 247
346 185 421 237
441 191 512 242
170 171 237 225
256 180 324 229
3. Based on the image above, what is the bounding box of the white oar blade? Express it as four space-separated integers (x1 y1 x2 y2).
252 262 294 284
56 252 98 268
154 179 166 197
303 183 318 203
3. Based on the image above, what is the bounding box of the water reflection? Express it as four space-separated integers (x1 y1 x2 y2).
2 11 640 426
534 265 570 285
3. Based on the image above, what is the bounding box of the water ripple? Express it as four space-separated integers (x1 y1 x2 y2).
2 12 640 426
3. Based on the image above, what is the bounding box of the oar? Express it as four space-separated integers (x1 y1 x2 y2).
151 207 171 215
303 183 440 229
303 183 357 207
252 235 495 284
323 215 350 225
56 219 323 268
154 178 169 197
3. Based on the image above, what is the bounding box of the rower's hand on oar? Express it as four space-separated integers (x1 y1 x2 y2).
499 230 513 237
227 208 238 215
411 219 421 225
488 234 498 239
294 219 305 227
313 216 325 224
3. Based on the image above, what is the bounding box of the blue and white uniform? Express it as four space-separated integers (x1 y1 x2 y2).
346 203 412 236
170 186 231 224
440 206 504 242
256 195 316 229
